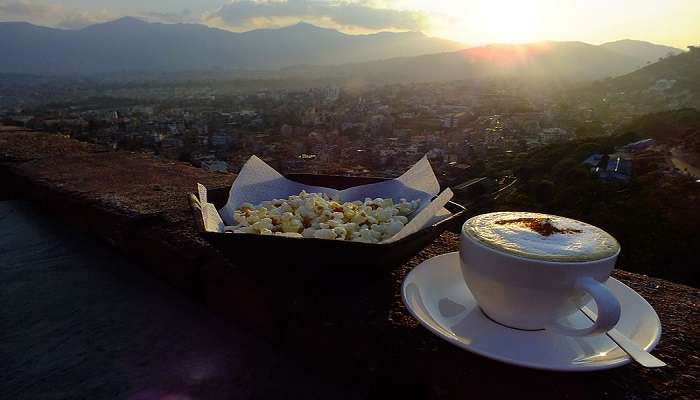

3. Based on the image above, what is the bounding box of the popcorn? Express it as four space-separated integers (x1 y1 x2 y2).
333 226 347 240
279 212 304 233
314 228 337 240
227 190 420 243
383 219 405 238
275 232 303 238
301 227 317 238
396 198 420 216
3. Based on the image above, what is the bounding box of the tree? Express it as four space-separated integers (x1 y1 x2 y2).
534 180 555 204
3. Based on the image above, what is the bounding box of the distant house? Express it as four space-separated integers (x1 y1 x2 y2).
582 153 604 167
598 156 632 182
650 79 676 91
200 158 228 173
209 134 233 148
617 138 656 153
540 127 568 143
583 153 632 182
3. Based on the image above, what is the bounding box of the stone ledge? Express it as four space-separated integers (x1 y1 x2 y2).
1 127 698 399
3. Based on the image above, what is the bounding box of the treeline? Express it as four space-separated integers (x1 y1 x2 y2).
615 108 700 155
593 48 700 94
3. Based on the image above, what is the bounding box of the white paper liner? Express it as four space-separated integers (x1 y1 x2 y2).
197 155 453 243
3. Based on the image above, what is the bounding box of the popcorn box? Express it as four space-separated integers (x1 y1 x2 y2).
189 157 465 280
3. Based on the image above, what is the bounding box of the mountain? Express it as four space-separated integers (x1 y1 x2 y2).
588 46 700 110
0 18 464 75
600 39 683 65
598 46 700 92
0 18 686 82
266 41 662 84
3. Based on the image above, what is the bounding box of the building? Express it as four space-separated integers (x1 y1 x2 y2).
583 153 605 167
598 156 632 182
584 153 632 182
198 156 229 173
209 133 234 148
540 127 569 144
618 138 656 154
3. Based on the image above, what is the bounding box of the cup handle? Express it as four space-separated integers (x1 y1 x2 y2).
547 277 621 337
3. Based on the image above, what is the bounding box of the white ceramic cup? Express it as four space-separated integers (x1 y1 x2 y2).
459 213 621 336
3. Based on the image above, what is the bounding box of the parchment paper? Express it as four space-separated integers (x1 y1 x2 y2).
197 155 453 243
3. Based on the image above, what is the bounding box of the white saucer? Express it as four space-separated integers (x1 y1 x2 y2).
401 252 662 371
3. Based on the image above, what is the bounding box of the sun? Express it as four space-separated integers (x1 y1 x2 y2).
480 1 544 43
453 0 546 44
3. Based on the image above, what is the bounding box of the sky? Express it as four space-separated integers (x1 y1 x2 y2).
0 0 698 48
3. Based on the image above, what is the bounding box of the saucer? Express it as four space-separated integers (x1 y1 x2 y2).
401 252 662 371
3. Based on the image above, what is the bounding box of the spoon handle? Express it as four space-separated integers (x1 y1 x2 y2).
580 306 666 368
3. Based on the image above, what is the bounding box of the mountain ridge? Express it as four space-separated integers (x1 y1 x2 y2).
0 18 686 81
600 39 682 64
587 46 700 110
263 40 682 83
0 18 465 75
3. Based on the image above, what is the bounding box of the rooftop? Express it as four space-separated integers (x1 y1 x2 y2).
1 126 698 399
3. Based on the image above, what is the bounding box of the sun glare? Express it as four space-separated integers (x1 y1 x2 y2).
478 1 543 43
450 0 546 44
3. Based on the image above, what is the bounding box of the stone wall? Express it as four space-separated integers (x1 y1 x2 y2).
1 127 698 399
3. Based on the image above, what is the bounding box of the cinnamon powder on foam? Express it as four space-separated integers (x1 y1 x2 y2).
494 218 582 237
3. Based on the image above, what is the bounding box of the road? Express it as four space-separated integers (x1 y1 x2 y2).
670 147 700 178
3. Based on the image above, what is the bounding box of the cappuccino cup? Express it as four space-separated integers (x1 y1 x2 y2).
460 212 621 336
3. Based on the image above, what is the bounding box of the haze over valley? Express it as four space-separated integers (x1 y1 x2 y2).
0 18 684 83
0 18 464 75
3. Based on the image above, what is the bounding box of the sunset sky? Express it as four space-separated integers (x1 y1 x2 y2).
1 0 698 48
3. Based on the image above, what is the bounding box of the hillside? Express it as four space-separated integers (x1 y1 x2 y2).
0 17 685 82
495 131 700 286
588 46 700 111
601 39 682 64
0 18 464 75
616 108 700 158
271 41 659 83
600 46 700 92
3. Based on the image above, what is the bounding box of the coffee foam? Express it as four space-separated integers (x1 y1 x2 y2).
464 212 619 262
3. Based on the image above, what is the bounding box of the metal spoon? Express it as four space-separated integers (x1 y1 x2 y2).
580 306 666 368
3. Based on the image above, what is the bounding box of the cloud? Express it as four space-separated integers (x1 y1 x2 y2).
0 0 109 29
55 13 103 29
144 11 187 24
0 0 59 20
0 0 430 33
208 0 428 32
143 10 203 25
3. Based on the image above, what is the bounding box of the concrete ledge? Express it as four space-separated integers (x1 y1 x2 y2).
1 127 698 399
